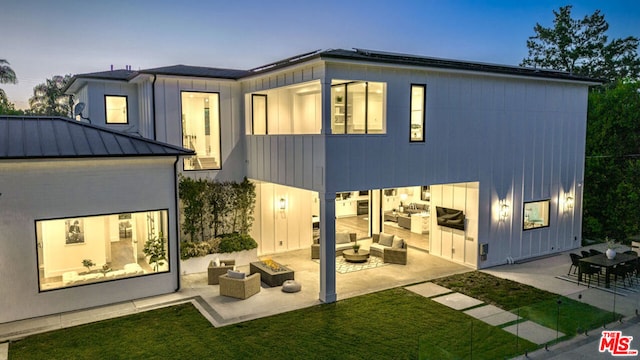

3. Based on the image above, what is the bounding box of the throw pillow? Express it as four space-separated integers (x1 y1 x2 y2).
214 257 220 267
392 236 404 249
227 270 246 279
379 232 394 247
336 232 351 244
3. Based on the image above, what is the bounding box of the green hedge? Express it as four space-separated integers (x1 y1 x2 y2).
180 234 257 260
218 233 258 253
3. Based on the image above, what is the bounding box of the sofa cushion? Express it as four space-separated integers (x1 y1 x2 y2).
379 232 394 247
336 242 353 251
227 270 246 279
370 243 385 253
336 232 351 244
392 236 405 249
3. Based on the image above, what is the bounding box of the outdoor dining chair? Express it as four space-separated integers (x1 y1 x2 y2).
611 262 635 288
578 261 601 288
568 253 581 275
589 249 603 256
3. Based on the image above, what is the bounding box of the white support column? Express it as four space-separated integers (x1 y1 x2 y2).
318 191 337 303
321 79 332 135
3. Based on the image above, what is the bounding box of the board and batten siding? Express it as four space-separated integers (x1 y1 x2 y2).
323 64 588 267
241 59 587 267
85 80 139 132
153 76 245 182
0 157 180 324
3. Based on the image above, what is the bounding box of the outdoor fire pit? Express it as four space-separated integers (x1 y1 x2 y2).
250 260 294 287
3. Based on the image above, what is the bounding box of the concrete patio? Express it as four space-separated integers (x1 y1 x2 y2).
0 242 472 342
2 242 639 360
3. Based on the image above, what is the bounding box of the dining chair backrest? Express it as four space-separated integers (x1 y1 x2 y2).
581 250 592 258
590 249 603 256
570 253 581 265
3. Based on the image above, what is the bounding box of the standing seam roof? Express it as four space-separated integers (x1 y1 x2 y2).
0 116 194 159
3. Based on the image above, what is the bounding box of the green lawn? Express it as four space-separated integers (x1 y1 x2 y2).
9 288 536 360
432 271 614 338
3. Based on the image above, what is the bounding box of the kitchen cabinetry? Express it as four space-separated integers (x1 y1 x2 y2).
335 199 357 218
410 213 430 234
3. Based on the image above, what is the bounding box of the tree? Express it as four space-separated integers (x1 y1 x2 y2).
29 74 73 116
583 81 640 241
521 5 640 83
0 59 17 85
0 89 18 114
0 59 19 115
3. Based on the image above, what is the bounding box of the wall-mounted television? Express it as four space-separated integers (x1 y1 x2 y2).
436 206 465 231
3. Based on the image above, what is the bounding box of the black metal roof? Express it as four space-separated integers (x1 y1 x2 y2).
71 69 136 81
250 48 601 83
66 48 601 91
0 116 194 160
139 65 250 79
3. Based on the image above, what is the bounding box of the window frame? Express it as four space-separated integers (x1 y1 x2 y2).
35 208 170 292
331 81 386 135
180 90 222 171
251 94 268 135
409 84 426 142
522 200 551 231
104 95 129 124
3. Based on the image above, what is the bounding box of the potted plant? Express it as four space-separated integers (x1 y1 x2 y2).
100 264 112 276
352 240 360 254
144 232 167 272
605 237 617 259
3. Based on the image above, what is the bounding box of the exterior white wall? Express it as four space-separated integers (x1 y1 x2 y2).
429 182 479 267
83 80 140 133
321 63 587 267
0 157 180 324
250 182 315 255
245 60 588 268
153 76 245 182
137 79 154 138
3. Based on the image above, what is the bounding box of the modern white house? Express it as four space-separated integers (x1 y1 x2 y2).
0 48 597 323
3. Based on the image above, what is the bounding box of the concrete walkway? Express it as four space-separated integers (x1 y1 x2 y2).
484 244 640 359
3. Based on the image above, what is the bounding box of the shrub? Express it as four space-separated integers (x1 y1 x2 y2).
180 235 257 260
180 238 219 260
218 233 258 253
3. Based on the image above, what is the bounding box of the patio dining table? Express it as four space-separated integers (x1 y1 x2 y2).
578 252 638 288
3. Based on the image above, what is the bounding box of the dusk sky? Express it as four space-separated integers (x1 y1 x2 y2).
2 0 639 109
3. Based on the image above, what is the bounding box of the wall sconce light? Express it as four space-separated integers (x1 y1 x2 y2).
278 197 287 210
565 195 574 212
499 201 510 221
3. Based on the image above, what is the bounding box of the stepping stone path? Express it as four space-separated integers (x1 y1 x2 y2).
464 304 521 326
406 282 563 345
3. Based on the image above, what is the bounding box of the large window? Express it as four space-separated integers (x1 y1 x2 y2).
331 81 386 134
410 84 426 142
36 210 169 291
181 91 221 170
252 94 267 135
105 95 128 124
523 200 550 230
245 80 322 135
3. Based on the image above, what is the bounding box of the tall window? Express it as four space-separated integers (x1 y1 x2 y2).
36 210 169 291
252 94 267 134
523 200 550 230
331 81 386 134
410 84 426 142
181 91 221 170
105 95 128 124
